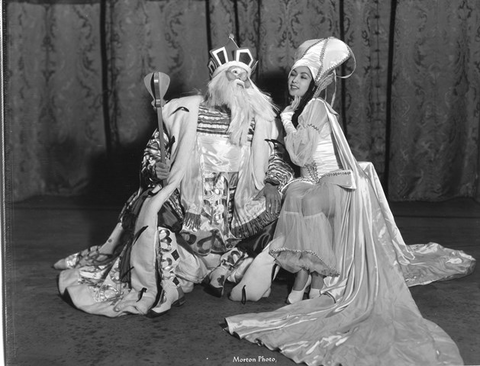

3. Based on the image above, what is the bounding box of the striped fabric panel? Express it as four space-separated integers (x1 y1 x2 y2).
197 104 255 139
265 153 296 191
197 105 231 135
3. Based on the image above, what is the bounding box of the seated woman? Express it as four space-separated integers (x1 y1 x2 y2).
226 37 475 366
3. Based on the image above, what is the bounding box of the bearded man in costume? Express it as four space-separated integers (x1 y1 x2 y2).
53 36 294 317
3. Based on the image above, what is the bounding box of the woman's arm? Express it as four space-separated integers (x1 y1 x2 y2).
283 99 330 167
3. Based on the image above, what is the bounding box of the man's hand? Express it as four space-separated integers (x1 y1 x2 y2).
155 160 171 180
255 183 281 215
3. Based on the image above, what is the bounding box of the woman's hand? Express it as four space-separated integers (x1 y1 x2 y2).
280 105 295 126
155 160 171 180
281 105 297 135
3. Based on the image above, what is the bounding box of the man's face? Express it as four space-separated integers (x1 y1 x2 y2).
225 66 251 88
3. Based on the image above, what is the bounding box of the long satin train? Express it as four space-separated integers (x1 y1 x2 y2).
225 162 475 366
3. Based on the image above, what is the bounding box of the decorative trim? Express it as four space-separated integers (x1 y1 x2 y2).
270 248 339 277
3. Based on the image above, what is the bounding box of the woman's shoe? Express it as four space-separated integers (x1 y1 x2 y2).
286 275 311 304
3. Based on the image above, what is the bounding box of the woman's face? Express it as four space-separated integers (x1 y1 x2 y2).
288 66 313 98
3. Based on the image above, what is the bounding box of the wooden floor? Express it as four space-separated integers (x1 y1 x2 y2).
4 196 480 366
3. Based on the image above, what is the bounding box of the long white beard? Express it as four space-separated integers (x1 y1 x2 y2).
205 72 277 145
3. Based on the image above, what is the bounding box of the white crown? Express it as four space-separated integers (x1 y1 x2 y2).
207 34 257 78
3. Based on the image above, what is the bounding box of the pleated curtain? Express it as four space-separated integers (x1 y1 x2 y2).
5 0 480 202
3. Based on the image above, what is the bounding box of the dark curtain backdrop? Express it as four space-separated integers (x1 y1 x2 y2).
5 0 480 202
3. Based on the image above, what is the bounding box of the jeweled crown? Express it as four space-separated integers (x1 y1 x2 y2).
208 34 257 78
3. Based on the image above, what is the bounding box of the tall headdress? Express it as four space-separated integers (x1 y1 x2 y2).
291 37 356 101
208 34 257 79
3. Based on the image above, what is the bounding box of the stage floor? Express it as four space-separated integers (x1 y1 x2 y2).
5 196 480 366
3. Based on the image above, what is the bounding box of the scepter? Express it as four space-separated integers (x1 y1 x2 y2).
144 72 170 185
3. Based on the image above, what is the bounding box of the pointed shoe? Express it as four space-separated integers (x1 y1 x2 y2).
203 282 224 298
146 284 185 318
203 265 229 298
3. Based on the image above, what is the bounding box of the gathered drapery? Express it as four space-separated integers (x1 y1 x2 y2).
5 0 480 202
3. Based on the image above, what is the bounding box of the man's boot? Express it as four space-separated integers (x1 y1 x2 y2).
228 242 279 302
147 228 185 317
203 248 245 297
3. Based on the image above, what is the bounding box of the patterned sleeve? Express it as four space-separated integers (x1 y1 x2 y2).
140 129 172 187
264 123 296 191
284 99 329 167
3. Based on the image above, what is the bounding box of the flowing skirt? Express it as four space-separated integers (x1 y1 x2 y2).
225 162 475 366
269 180 348 277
